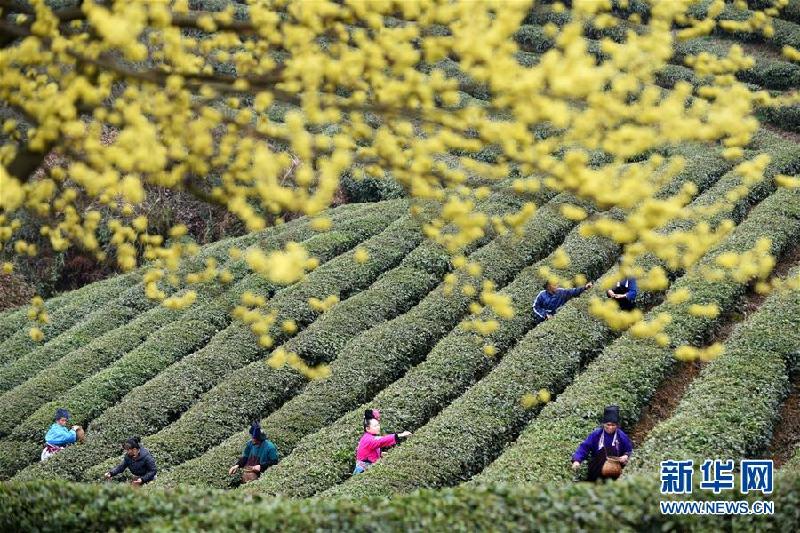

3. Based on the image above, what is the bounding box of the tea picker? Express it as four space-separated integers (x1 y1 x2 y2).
41 407 84 462
353 409 411 474
571 405 633 481
533 279 594 323
228 421 279 483
104 436 157 486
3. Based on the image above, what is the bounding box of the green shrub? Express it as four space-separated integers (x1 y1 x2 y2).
340 170 407 203
247 148 733 498
523 6 571 27
759 104 800 133
110 192 525 481
513 25 554 53
655 64 701 89
189 0 248 19
2 473 800 532
630 265 800 470
152 189 578 490
0 274 140 367
13 203 408 482
741 59 800 91
474 186 800 486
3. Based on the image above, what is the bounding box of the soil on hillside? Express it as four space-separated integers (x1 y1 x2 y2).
766 375 800 467
628 360 704 446
626 242 800 445
762 123 800 144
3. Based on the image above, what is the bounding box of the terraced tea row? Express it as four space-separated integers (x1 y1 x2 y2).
474 186 800 486
630 265 800 471
5 202 409 480
83 188 536 479
218 146 732 496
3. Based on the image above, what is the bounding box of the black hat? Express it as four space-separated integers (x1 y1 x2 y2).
602 405 620 424
250 421 265 442
54 408 70 421
123 436 141 450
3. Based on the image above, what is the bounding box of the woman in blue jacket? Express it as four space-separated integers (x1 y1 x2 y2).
533 279 593 322
42 408 84 461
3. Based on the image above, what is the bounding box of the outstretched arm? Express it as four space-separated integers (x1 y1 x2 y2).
571 431 596 463
108 458 128 477
368 433 399 452
562 286 587 299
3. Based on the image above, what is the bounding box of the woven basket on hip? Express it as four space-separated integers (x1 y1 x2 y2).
242 467 259 483
601 456 622 479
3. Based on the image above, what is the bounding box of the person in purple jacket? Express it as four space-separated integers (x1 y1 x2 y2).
533 279 593 323
571 405 633 482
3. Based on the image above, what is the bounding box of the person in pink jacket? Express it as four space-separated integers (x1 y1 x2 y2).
354 410 411 474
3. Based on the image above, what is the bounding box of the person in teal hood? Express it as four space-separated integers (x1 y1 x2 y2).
42 408 84 461
228 421 279 483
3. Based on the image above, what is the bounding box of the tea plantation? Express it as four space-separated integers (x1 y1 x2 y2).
2 0 800 531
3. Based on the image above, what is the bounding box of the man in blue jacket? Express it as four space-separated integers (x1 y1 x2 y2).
533 279 593 323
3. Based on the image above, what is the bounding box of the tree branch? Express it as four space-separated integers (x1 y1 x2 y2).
5 142 49 181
